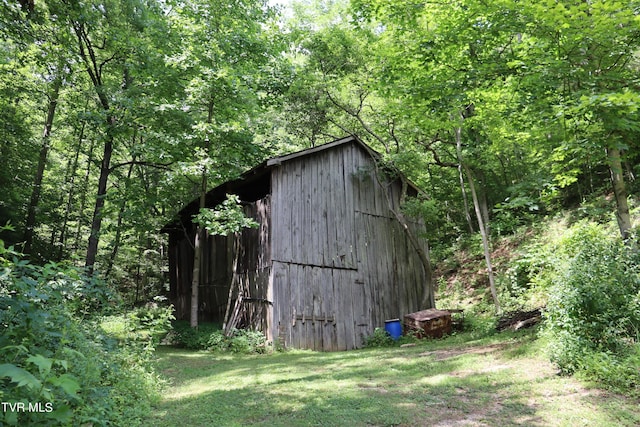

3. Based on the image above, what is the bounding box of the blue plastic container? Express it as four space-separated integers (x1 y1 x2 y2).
384 319 402 340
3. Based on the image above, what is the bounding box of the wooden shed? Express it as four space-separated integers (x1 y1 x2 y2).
162 136 432 351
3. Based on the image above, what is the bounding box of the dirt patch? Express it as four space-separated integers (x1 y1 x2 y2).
419 343 508 361
358 383 389 394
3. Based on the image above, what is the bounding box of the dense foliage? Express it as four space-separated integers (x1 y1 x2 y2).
0 238 170 425
543 223 640 395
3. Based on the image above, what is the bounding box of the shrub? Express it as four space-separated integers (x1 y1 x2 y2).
364 328 395 348
170 321 221 349
169 322 269 354
543 223 640 395
126 299 175 344
227 329 268 354
206 330 228 352
0 242 162 426
100 300 174 345
578 347 640 396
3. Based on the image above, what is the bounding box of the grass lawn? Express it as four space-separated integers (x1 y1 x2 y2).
144 330 640 427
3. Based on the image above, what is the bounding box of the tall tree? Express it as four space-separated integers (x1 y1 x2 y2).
37 0 173 272
23 65 66 255
514 0 640 239
167 0 280 326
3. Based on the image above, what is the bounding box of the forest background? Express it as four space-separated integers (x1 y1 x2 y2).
1 0 639 425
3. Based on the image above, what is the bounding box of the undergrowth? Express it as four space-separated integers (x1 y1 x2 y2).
436 210 640 397
168 321 269 354
0 239 171 426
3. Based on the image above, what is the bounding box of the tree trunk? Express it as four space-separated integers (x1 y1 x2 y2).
607 147 632 240
104 159 135 278
73 21 119 275
457 135 475 233
463 163 500 313
24 76 61 255
73 137 95 253
190 171 207 328
57 120 85 259
476 170 491 237
85 134 113 274
456 126 500 313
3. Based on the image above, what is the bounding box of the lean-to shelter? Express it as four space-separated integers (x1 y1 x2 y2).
161 136 432 350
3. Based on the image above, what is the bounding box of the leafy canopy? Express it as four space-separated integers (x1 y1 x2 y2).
193 194 259 236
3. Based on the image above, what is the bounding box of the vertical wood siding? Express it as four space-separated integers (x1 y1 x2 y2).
225 197 271 331
168 197 271 325
270 141 428 351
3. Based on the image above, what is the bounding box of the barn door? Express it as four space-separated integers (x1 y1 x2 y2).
287 266 338 351
273 262 368 351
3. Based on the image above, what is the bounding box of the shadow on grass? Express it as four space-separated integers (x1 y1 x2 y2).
145 333 640 427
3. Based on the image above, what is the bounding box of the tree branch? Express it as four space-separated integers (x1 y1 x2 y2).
109 160 173 173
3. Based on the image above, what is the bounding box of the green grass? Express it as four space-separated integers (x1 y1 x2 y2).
144 329 640 427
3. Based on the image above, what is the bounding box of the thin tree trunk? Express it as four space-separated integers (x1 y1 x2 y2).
24 77 62 255
607 147 632 240
456 126 500 313
190 170 207 328
476 170 491 236
73 21 118 275
58 120 85 259
624 160 635 183
104 159 135 278
73 137 95 253
51 135 79 260
190 99 216 328
457 136 475 233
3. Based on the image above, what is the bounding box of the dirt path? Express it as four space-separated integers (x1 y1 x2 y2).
408 342 635 427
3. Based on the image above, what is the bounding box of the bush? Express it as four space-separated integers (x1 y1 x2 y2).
578 347 640 395
170 321 221 350
0 242 163 426
543 223 640 395
228 329 268 354
100 300 174 345
169 322 269 354
364 328 396 348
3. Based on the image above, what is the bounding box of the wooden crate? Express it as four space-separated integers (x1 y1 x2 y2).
403 309 452 338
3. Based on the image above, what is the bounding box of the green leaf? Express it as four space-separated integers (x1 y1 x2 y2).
0 363 42 390
26 354 52 377
194 194 259 236
49 373 81 399
49 404 72 423
4 409 18 426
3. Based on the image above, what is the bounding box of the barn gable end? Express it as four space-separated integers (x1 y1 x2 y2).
162 136 431 351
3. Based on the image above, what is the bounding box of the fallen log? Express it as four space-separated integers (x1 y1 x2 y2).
497 308 543 331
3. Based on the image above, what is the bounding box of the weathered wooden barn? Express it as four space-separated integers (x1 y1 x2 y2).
162 136 432 351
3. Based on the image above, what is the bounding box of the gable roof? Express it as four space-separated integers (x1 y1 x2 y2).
161 135 419 232
265 135 375 166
